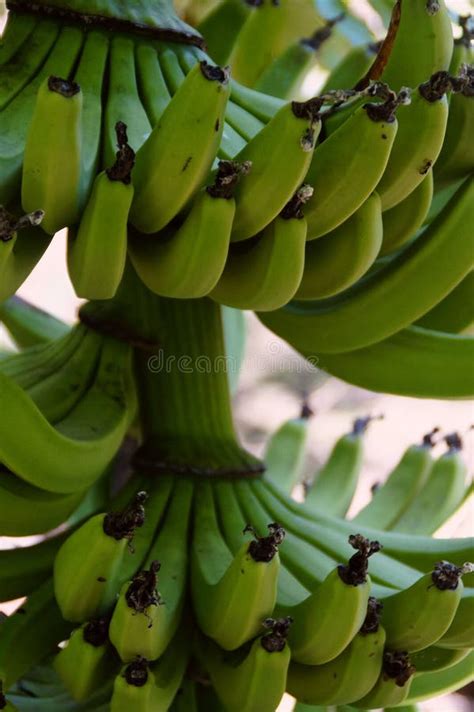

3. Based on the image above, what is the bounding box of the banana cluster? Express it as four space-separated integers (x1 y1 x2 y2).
0 0 473 399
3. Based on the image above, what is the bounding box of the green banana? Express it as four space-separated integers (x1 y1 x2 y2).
380 170 433 257
68 122 135 299
230 78 285 123
0 296 69 348
437 586 474 649
379 0 453 91
353 650 415 708
263 402 312 493
135 41 172 126
102 35 151 167
191 480 281 650
0 534 65 603
279 536 378 665
0 335 136 493
150 626 191 712
295 191 383 300
195 618 292 712
0 12 39 66
0 579 71 690
130 58 229 234
410 645 471 673
305 416 380 518
224 98 265 141
21 74 83 235
416 271 474 333
286 598 386 705
109 479 193 662
402 650 474 705
228 100 319 242
391 434 467 534
376 78 449 210
53 491 147 622
197 0 250 66
54 617 116 701
353 429 437 529
0 205 50 302
261 177 474 354
381 561 468 651
321 42 379 92
304 100 398 239
211 188 310 310
128 161 241 298
110 657 156 712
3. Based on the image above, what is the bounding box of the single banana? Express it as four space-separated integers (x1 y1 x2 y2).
410 645 471 673
0 533 65 603
21 75 83 234
353 429 437 530
197 0 250 66
416 271 474 333
437 586 474 649
391 434 467 534
230 77 285 123
321 42 379 92
304 99 398 239
376 76 449 210
263 402 312 493
0 335 136 493
195 618 292 712
352 650 416 708
381 561 469 651
286 597 386 705
261 176 474 354
110 657 156 712
53 491 147 622
228 102 319 242
295 191 383 300
128 160 243 298
109 479 193 662
402 650 474 705
191 480 281 650
0 11 39 66
68 122 135 299
102 35 151 167
305 416 380 518
54 617 116 701
135 41 172 126
211 185 310 310
0 295 69 348
130 59 230 234
380 170 434 256
150 625 191 711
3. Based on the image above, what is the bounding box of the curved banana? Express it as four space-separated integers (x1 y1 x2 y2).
195 619 292 712
0 533 65 603
305 416 379 518
353 650 415 708
391 434 467 534
0 295 69 348
260 176 474 354
410 645 471 673
437 585 474 650
197 0 250 66
0 12 39 67
402 650 474 705
353 430 437 529
263 403 312 493
296 191 383 300
376 77 449 210
286 598 386 705
0 335 136 493
416 271 474 333
191 480 281 650
53 490 148 622
135 41 172 126
321 42 379 92
21 74 83 235
109 479 193 662
110 657 156 712
54 617 116 701
230 78 285 123
128 161 241 298
130 58 229 234
304 99 398 239
380 170 433 256
211 188 309 310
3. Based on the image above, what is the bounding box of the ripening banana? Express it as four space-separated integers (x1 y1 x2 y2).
416 271 474 334
305 416 380 518
109 479 193 662
54 617 116 701
228 101 320 241
191 480 281 650
210 187 310 310
376 77 449 210
286 597 386 705
195 619 292 712
130 59 230 234
391 434 467 534
260 176 474 354
381 561 468 651
263 403 312 493
352 650 416 709
295 191 383 300
128 160 242 298
21 75 83 234
54 491 147 622
67 122 135 299
304 99 398 239
353 429 438 530
380 170 434 256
